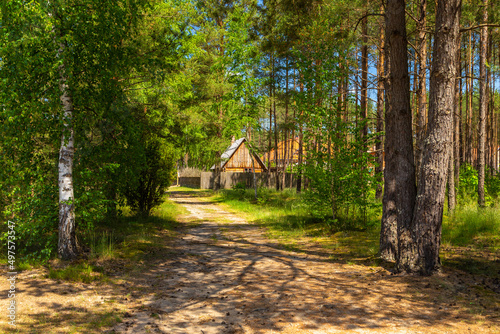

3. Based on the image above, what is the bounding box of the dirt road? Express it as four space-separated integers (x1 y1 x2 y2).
112 191 499 334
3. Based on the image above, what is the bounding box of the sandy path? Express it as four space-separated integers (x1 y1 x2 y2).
111 191 499 334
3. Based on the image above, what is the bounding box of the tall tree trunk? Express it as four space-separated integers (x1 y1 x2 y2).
486 37 492 173
460 37 465 165
297 76 304 193
380 4 396 261
466 30 473 165
496 44 500 174
268 62 273 188
283 56 290 189
454 47 461 196
415 0 428 182
273 59 280 191
360 4 369 143
409 0 461 275
478 0 488 207
381 0 416 263
492 45 498 175
57 43 78 260
448 149 456 213
375 8 385 200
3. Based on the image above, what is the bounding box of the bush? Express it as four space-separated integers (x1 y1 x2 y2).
485 171 500 201
458 164 500 206
124 139 176 217
458 164 478 201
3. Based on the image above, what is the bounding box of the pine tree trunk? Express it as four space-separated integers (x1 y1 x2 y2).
466 30 473 165
454 47 461 195
478 0 488 207
375 9 385 200
492 46 498 175
268 66 273 188
415 0 427 182
381 0 416 263
448 152 456 214
297 78 304 193
380 6 397 261
409 0 461 275
360 6 369 143
487 37 493 173
273 73 280 191
282 56 289 189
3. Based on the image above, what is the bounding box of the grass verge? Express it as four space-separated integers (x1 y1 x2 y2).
215 188 500 276
213 188 383 267
442 203 500 276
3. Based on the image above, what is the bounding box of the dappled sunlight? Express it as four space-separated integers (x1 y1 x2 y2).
2 190 498 333
110 190 499 333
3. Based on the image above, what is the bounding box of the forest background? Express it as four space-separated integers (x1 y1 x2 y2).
1 0 499 275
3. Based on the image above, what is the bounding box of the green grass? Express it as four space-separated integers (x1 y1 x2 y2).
214 188 382 265
89 231 115 260
441 202 500 276
443 203 500 249
48 263 106 284
215 188 500 273
43 195 187 283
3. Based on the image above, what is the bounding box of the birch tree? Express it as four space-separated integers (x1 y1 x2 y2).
1 0 147 259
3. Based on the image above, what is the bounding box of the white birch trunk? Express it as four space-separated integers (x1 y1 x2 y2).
57 43 78 259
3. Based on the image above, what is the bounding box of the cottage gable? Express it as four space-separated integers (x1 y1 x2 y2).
211 138 267 172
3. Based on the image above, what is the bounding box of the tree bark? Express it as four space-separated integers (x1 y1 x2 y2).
478 0 488 207
375 8 385 200
297 77 304 193
360 4 369 143
409 0 461 275
380 3 397 261
273 59 280 191
415 0 428 183
381 0 416 263
454 46 461 197
466 30 473 165
57 45 78 260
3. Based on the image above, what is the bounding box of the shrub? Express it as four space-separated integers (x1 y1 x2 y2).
124 139 176 217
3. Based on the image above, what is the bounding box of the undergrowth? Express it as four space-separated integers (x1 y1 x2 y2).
216 187 499 273
215 187 382 265
6 195 186 284
443 203 500 249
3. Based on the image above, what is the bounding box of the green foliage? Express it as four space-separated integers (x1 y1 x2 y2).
0 0 158 260
485 172 500 201
458 164 479 200
458 164 500 206
0 167 59 261
291 14 377 228
124 139 176 216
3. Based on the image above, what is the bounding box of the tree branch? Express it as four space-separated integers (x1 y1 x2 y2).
354 13 384 32
460 24 500 33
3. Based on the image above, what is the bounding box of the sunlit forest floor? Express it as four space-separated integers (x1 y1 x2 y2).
1 188 499 333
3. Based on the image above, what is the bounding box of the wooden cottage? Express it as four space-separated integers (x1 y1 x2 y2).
211 137 267 173
261 137 302 169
